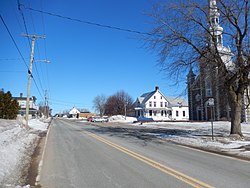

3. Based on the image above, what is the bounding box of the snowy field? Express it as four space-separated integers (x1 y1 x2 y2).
0 118 49 187
108 115 250 159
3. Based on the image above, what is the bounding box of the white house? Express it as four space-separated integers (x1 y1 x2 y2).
13 93 38 118
166 97 189 121
134 86 189 121
69 107 80 118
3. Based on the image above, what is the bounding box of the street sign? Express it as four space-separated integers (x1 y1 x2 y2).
208 98 214 106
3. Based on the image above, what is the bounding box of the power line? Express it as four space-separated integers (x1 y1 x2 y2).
0 14 29 70
20 4 152 36
1 14 44 102
18 1 47 98
18 0 31 48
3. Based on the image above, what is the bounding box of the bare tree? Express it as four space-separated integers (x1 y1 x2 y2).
93 94 107 117
146 0 249 137
105 91 134 116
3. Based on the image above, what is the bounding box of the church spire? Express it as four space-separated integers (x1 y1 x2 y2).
208 0 223 46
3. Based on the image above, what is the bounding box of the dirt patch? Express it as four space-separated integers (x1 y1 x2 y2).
25 132 46 187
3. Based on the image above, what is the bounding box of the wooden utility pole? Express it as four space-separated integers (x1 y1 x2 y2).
22 34 45 128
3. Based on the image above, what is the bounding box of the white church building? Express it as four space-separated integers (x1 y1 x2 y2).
134 86 189 121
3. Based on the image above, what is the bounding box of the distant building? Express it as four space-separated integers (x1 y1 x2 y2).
77 111 96 119
69 107 80 118
134 86 189 121
13 93 38 118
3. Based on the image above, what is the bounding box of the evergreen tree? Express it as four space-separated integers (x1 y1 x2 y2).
0 90 19 119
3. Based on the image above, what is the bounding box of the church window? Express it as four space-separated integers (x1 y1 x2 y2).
205 78 212 97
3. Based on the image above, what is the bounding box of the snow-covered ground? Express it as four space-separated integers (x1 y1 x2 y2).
108 115 250 159
0 118 50 187
132 121 250 159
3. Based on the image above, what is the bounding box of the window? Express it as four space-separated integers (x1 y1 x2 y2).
149 101 152 107
160 102 163 107
169 110 172 116
176 111 179 117
165 102 167 107
183 111 185 117
154 111 157 116
205 77 212 97
154 96 156 99
161 111 164 116
154 102 156 107
149 110 152 116
161 96 162 99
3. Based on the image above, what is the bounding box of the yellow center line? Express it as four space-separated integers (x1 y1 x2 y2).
82 131 214 188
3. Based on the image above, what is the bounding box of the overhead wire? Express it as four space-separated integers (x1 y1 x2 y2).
0 15 29 70
40 0 51 96
17 0 50 101
0 14 44 100
20 4 153 36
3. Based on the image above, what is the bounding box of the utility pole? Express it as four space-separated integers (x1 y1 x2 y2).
44 90 49 118
22 34 45 128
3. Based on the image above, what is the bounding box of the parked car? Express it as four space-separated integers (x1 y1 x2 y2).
92 117 108 122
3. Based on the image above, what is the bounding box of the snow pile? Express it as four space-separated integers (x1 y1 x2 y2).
108 115 137 123
132 121 250 159
0 118 49 187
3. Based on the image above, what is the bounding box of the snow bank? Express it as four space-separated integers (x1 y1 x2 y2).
132 121 250 159
0 118 50 187
108 115 137 123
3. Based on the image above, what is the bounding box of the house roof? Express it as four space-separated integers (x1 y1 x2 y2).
166 97 188 107
69 107 80 115
136 86 170 106
135 86 188 107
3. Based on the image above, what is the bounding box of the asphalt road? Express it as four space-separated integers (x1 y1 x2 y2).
39 119 250 188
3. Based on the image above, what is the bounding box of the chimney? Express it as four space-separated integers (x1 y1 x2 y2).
20 93 23 98
155 86 159 91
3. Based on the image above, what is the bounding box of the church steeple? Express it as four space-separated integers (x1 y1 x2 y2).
208 0 223 47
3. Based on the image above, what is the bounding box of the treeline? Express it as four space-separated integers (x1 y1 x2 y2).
0 90 19 119
93 90 134 117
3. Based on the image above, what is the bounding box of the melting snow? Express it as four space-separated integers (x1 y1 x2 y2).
0 118 49 187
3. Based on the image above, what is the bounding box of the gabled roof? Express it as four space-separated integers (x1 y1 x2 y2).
141 91 155 104
69 107 80 115
136 86 170 106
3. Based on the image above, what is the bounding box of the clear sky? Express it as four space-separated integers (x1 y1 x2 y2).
1 0 186 114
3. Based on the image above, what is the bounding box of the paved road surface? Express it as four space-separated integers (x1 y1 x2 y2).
39 119 250 188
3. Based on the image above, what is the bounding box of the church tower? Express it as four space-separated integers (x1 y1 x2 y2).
208 0 223 47
187 0 232 121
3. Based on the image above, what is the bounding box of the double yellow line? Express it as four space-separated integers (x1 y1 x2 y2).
83 131 214 188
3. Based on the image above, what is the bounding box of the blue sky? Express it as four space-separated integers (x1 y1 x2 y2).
1 0 186 114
